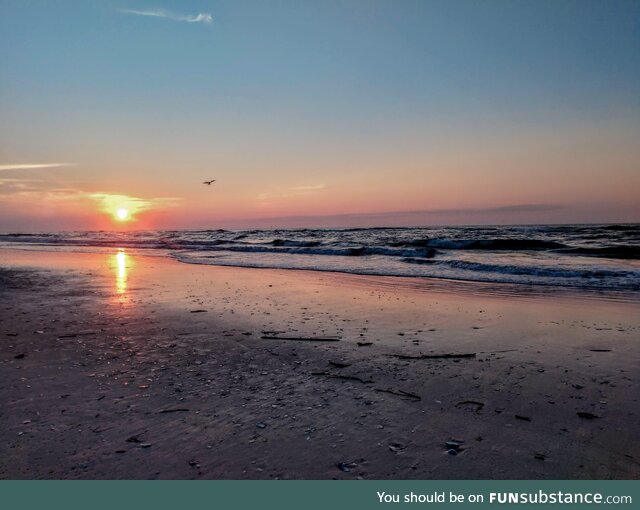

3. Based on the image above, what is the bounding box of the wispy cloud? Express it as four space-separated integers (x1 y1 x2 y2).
292 184 326 192
119 8 213 24
0 163 75 171
89 192 180 217
486 204 565 213
237 204 569 228
0 175 180 216
258 184 326 201
0 179 85 199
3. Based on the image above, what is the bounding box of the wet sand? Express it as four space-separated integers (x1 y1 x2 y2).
1 248 639 479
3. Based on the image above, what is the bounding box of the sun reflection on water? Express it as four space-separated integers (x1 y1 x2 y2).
111 249 132 303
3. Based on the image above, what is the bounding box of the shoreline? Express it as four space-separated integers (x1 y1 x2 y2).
1 249 639 479
2 246 639 304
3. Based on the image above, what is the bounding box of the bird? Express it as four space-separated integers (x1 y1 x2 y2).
202 179 216 185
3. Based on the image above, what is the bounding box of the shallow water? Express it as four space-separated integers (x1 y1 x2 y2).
1 224 639 292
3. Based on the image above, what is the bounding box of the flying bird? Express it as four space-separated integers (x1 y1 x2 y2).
203 179 216 185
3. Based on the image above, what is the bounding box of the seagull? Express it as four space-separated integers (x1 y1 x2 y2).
202 179 216 185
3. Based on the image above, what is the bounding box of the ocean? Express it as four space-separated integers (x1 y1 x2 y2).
1 224 639 292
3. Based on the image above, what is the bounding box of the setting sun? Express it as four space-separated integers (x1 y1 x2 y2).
115 208 129 221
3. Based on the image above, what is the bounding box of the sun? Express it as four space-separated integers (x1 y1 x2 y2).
115 208 129 221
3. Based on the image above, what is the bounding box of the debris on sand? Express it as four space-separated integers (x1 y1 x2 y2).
189 309 208 313
328 360 351 368
445 439 464 450
455 400 485 412
357 342 373 347
14 353 26 359
390 353 476 360
158 408 190 414
388 442 406 453
515 415 532 422
126 435 143 443
444 439 465 455
534 453 547 461
262 335 341 342
374 388 421 400
589 349 612 352
577 411 600 419
336 462 356 472
312 372 373 384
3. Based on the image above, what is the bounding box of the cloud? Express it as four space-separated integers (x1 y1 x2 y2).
119 8 213 24
0 163 75 171
186 13 213 24
89 192 180 217
0 163 80 197
239 204 569 228
486 204 565 213
0 175 180 217
258 184 326 201
292 184 326 192
0 180 85 199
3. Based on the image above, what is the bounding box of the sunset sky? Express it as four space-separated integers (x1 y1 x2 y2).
1 0 639 230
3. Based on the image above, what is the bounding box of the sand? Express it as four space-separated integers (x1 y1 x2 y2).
1 248 639 479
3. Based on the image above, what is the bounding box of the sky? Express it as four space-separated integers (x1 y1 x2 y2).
1 0 639 230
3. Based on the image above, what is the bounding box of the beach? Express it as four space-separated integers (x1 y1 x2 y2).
1 248 639 479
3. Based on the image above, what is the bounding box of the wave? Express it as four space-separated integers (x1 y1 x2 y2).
556 245 640 260
271 239 322 247
171 250 640 291
401 257 436 265
1 225 638 292
599 224 639 232
2 231 635 255
183 244 439 259
402 257 637 282
421 238 567 250
436 259 635 281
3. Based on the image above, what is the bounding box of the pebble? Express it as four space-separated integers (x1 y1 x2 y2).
336 462 354 472
445 440 464 450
